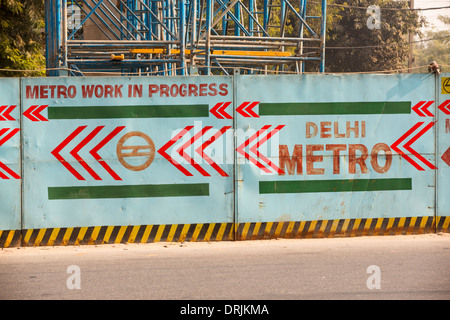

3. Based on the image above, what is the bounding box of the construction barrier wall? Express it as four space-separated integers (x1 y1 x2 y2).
0 73 449 247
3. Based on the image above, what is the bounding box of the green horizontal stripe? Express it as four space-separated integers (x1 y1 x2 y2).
48 183 209 200
48 104 209 119
259 178 412 194
259 101 411 116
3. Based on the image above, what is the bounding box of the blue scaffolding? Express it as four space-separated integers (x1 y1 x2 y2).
45 0 327 76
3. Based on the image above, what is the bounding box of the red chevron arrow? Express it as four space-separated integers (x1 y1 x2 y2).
51 126 85 180
236 125 271 173
0 128 20 179
412 101 434 117
236 101 259 118
157 126 194 176
89 126 125 180
158 125 232 176
438 100 450 115
23 105 48 121
69 126 104 180
196 126 232 177
249 125 285 174
0 105 16 121
177 126 212 176
51 126 125 180
236 125 284 174
391 122 436 171
210 102 232 119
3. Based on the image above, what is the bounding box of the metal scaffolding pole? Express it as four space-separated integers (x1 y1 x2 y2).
47 0 327 76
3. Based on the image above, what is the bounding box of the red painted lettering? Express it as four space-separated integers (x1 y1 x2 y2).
149 84 159 97
104 85 114 98
26 86 39 99
208 83 217 96
199 83 208 96
279 145 303 175
94 85 104 98
320 121 332 138
170 84 179 97
306 144 324 175
349 144 369 174
370 143 392 173
334 122 345 138
346 121 359 138
68 85 76 98
57 85 67 98
115 85 123 98
219 83 228 96
188 84 198 97
82 85 95 98
179 84 187 97
39 85 48 99
306 122 318 138
48 85 56 98
160 84 170 97
128 84 141 98
326 144 346 174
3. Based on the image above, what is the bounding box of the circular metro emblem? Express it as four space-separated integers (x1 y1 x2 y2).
116 131 155 171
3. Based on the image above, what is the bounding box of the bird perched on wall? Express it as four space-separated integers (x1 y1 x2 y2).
428 61 441 74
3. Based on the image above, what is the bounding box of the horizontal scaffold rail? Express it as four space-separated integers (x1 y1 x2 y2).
46 0 327 76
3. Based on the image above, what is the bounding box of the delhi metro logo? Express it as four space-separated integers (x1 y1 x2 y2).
116 132 155 171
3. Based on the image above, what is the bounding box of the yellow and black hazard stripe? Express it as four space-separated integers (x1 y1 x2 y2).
1 216 449 248
0 229 21 248
0 222 235 248
235 216 450 240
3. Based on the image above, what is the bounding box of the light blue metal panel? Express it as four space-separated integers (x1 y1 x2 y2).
235 74 436 224
21 76 234 229
437 73 450 226
0 78 21 230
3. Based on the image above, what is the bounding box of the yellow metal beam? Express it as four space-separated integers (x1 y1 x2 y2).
130 48 291 57
212 50 291 57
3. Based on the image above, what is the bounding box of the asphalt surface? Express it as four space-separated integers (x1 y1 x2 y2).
1 233 449 301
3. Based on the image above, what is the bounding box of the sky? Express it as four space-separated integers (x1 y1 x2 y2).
415 0 450 30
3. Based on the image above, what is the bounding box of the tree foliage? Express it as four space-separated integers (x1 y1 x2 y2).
0 0 45 77
322 0 425 73
412 15 450 73
251 0 425 73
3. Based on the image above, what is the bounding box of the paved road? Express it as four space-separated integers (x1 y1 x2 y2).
1 234 449 301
